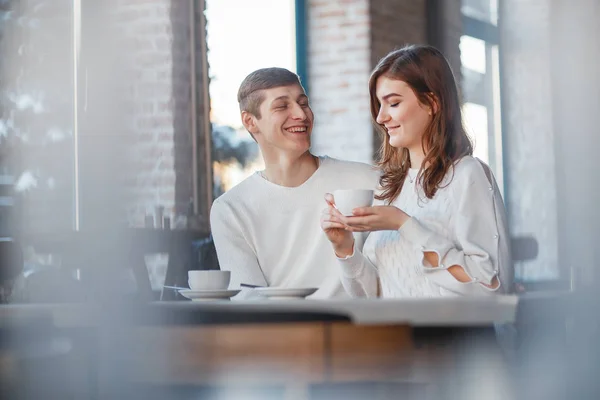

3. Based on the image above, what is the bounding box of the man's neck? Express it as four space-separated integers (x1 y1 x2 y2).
261 151 319 187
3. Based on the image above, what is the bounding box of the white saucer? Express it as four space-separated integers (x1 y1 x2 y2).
253 287 318 300
178 289 241 301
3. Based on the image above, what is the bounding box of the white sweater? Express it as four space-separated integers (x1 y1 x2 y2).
210 156 379 299
338 156 513 298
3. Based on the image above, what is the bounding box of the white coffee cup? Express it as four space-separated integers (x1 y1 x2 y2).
188 270 231 291
332 189 374 216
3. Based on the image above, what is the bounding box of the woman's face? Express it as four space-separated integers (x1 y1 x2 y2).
374 76 433 151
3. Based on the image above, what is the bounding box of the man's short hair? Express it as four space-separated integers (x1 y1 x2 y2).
237 67 303 118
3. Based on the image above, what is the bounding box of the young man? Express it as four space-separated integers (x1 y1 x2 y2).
210 67 378 298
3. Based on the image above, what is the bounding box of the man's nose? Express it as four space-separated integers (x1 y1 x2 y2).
291 103 308 120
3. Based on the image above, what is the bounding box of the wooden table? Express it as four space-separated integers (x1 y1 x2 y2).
0 297 518 399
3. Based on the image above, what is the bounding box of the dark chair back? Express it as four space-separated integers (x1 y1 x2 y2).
0 239 23 281
511 236 539 263
193 235 220 271
0 239 23 302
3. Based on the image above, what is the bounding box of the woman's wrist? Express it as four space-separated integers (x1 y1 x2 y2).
334 240 354 258
395 208 410 230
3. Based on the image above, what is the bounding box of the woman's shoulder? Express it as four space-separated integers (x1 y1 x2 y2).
453 155 482 172
448 155 495 189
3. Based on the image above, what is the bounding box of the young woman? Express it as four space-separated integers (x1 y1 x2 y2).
321 45 513 297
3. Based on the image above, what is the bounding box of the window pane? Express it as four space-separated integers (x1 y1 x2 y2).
0 0 75 234
463 102 489 164
460 34 504 194
206 0 296 195
461 0 498 25
460 35 486 74
207 0 296 128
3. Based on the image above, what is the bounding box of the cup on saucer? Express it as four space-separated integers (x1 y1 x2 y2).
188 270 231 291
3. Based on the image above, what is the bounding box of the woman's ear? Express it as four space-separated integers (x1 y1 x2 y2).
426 92 439 115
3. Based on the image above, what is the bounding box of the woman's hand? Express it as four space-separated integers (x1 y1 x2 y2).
344 205 410 232
320 194 355 257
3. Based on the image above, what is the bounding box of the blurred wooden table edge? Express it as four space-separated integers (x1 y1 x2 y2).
99 321 500 387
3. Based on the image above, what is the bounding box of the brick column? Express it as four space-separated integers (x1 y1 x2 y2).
113 0 211 288
306 0 373 164
116 0 211 227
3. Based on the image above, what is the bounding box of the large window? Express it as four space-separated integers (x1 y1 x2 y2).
0 0 214 291
206 0 299 195
1 0 213 231
460 0 504 193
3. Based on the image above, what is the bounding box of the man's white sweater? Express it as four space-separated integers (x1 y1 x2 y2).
210 156 379 298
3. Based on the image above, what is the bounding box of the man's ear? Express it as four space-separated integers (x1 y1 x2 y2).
241 111 260 136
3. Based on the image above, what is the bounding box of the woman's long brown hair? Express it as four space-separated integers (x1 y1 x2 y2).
369 45 473 202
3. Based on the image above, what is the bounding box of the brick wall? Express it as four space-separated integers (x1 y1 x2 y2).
117 0 181 225
114 0 210 226
307 0 373 164
113 0 210 288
